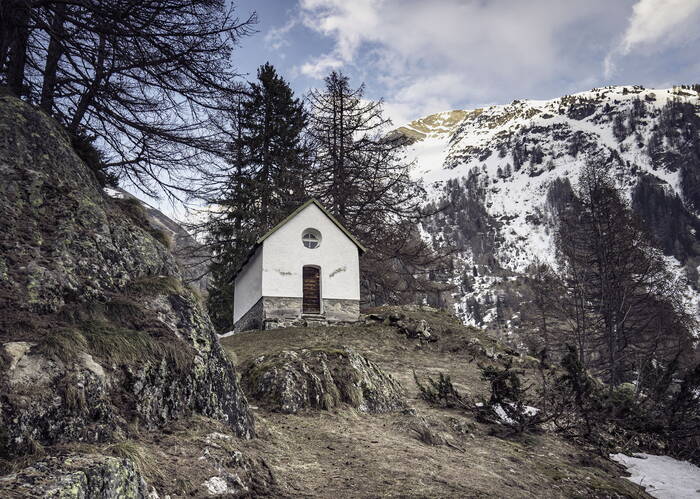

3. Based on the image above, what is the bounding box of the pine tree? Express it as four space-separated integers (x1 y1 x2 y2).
205 63 309 332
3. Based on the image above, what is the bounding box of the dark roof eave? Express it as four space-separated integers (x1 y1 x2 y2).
230 243 262 283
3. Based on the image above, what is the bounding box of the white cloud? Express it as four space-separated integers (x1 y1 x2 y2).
299 0 380 61
294 0 619 123
383 73 469 125
605 0 700 77
291 0 697 123
299 54 344 78
265 18 297 51
620 0 700 53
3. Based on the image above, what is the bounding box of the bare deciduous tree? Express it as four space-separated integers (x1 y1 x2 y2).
306 71 449 305
539 156 697 386
1 0 256 198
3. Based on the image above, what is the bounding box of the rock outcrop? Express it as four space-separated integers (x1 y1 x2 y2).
241 347 405 414
0 454 151 498
105 187 211 295
0 95 254 460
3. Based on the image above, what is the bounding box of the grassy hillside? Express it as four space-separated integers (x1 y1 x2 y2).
221 307 649 498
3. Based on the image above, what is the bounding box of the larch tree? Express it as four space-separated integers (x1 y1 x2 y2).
306 71 447 305
554 156 696 386
0 0 256 198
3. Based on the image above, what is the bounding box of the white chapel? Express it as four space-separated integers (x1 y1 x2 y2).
233 199 366 332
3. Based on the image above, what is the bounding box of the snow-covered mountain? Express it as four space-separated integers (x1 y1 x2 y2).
399 85 700 330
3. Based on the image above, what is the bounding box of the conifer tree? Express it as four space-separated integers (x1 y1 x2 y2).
555 157 695 385
306 71 442 305
205 63 309 331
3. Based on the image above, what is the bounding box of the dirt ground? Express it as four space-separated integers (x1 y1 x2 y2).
221 311 650 498
3 310 648 497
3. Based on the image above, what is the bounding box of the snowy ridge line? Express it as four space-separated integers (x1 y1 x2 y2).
399 85 700 329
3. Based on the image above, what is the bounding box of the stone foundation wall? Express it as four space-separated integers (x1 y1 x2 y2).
322 298 360 322
263 296 303 321
234 298 264 333
236 297 361 331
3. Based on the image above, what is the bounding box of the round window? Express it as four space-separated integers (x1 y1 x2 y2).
302 229 321 249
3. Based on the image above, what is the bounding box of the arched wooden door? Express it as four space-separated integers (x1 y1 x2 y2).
302 266 321 314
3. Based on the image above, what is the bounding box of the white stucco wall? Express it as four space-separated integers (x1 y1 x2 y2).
233 246 263 324
261 203 360 302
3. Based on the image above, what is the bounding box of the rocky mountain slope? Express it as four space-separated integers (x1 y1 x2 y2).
399 85 700 331
0 95 263 496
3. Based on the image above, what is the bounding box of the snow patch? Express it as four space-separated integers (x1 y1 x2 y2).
611 453 700 499
490 403 540 425
103 187 125 199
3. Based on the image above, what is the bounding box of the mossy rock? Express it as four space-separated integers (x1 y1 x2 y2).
0 95 254 457
0 454 150 497
241 347 406 414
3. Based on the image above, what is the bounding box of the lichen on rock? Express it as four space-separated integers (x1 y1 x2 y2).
0 454 151 498
0 95 254 461
241 347 406 414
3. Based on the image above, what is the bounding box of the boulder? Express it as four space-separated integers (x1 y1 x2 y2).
396 318 437 342
366 308 440 342
241 347 406 414
0 95 254 458
0 454 150 498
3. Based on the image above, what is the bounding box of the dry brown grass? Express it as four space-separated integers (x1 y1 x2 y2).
103 440 165 483
221 316 650 498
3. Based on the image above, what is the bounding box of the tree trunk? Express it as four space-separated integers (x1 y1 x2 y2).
4 0 31 97
40 3 66 113
69 34 107 132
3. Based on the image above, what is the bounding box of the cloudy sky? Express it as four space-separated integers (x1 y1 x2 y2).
231 0 700 126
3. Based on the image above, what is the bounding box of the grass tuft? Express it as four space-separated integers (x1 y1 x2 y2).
37 328 88 363
81 320 193 371
104 295 143 319
81 320 153 364
63 383 87 413
150 229 172 249
0 438 46 475
113 197 173 249
37 319 193 371
104 440 164 482
128 275 183 297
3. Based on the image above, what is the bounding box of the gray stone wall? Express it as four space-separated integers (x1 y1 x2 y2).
262 296 302 329
322 298 360 322
263 296 303 320
234 297 264 332
236 296 361 331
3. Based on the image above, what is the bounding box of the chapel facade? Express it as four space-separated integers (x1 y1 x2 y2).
233 199 365 332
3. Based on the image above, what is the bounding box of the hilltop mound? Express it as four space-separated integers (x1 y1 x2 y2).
222 307 649 498
0 96 259 495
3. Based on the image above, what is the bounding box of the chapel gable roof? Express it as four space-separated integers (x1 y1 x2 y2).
232 199 366 282
256 198 366 253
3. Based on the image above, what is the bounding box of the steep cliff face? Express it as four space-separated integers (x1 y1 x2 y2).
0 95 254 460
103 186 211 296
399 85 700 330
